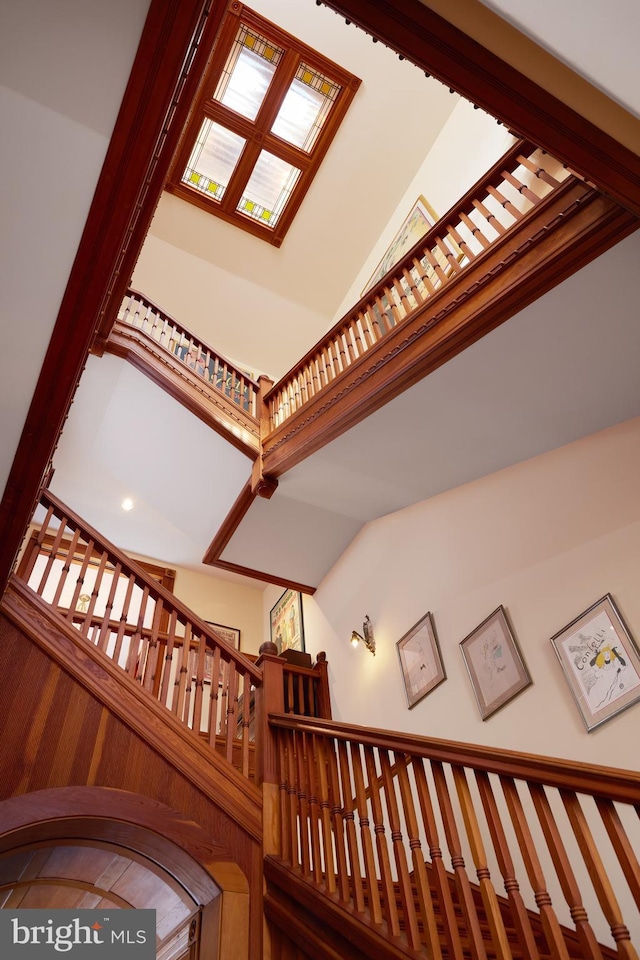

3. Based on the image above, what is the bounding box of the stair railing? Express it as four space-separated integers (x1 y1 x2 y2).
17 489 262 779
265 140 571 432
269 713 640 959
118 289 261 421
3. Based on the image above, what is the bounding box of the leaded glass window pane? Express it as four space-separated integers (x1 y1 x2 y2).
237 151 302 227
181 120 246 200
213 25 283 121
271 63 341 152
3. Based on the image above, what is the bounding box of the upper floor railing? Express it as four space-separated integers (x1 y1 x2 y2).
265 140 571 433
117 289 261 424
269 713 639 959
15 490 330 781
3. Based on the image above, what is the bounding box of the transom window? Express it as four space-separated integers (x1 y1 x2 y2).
167 4 360 246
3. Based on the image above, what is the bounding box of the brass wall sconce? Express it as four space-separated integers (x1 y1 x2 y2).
350 615 375 655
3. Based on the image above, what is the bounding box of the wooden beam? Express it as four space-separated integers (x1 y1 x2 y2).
261 181 638 477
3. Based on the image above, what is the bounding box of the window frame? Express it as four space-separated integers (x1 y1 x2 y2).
166 3 361 247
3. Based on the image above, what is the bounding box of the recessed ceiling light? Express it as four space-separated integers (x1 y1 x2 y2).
121 497 134 511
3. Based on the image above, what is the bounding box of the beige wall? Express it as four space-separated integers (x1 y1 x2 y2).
300 417 640 772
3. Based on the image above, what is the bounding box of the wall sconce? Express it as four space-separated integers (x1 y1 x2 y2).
350 615 375 656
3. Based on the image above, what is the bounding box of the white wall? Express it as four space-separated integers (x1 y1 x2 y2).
300 417 640 772
336 98 515 317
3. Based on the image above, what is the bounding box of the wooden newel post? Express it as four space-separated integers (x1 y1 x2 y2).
255 643 286 859
313 651 332 719
252 375 278 498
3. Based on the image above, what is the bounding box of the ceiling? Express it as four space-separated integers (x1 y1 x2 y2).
2 0 640 596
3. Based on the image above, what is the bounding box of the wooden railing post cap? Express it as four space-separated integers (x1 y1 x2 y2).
316 651 326 663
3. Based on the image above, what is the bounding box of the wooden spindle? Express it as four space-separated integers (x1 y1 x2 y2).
240 670 251 778
80 550 109 638
315 735 337 894
529 782 603 960
475 770 541 960
394 752 443 957
595 797 640 909
379 749 421 949
460 209 493 247
96 561 122 652
112 574 136 667
35 515 69 596
286 727 301 869
160 609 178 708
560 789 637 959
191 633 207 733
225 660 238 762
50 527 82 609
207 646 221 743
126 583 150 678
278 731 292 863
66 536 95 619
431 759 489 960
143 597 164 692
487 184 522 220
325 737 351 902
337 739 365 912
305 732 323 883
517 152 563 189
363 745 400 936
294 729 312 876
421 247 449 287
349 741 382 924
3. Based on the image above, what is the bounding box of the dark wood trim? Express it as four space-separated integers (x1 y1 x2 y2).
207 558 317 596
1 576 263 841
268 714 640 804
320 0 640 217
0 0 227 595
105 321 260 459
262 182 638 477
203 481 257 564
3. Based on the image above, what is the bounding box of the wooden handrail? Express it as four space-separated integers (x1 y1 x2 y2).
265 139 570 433
270 713 640 959
119 288 261 420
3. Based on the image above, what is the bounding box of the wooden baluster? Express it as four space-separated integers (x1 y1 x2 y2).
218 659 229 737
349 316 365 357
411 256 437 300
206 646 221 743
173 623 192 722
379 750 421 949
159 609 178 709
66 536 95 618
112 573 136 668
391 276 411 319
343 323 358 364
379 287 402 328
96 561 122 652
325 737 351 902
50 527 82 609
306 731 323 883
349 742 382 925
431 759 489 960
500 776 571 960
126 583 150 678
294 730 312 876
119 292 133 324
560 789 637 959
463 206 495 243
435 235 463 276
502 168 542 205
80 549 109 639
225 660 238 762
373 294 393 335
286 727 301 869
402 266 424 307
191 634 207 735
17 501 55 581
337 739 365 912
395 753 443 958
452 765 514 960
363 745 400 936
35 514 69 596
285 670 294 714
240 669 251 778
447 224 475 264
595 797 640 909
277 730 292 863
421 246 449 287
529 782 603 959
314 735 338 894
308 356 320 397
412 757 465 960
517 152 563 189
487 183 522 221
475 771 541 960
143 597 163 694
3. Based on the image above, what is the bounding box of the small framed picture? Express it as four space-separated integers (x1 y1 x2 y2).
460 606 532 720
550 594 640 732
396 612 446 709
270 589 305 653
206 621 241 650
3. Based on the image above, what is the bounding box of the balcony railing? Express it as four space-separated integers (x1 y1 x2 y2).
269 714 639 959
265 140 571 433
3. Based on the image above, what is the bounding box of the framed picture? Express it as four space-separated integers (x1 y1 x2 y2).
361 195 438 295
550 594 640 732
460 606 532 720
206 621 241 650
396 612 446 709
270 589 305 653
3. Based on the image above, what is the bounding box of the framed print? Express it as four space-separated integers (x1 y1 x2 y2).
206 621 241 650
550 594 640 732
396 612 446 709
460 606 532 720
361 196 438 295
270 589 305 653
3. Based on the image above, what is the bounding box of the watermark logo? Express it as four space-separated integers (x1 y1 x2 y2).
0 910 155 958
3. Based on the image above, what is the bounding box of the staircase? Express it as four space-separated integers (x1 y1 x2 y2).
1 494 639 960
